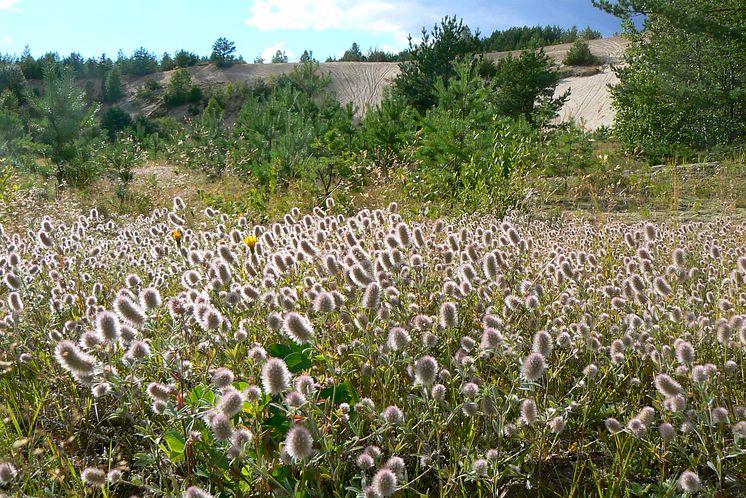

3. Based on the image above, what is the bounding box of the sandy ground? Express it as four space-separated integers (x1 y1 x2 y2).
123 36 627 130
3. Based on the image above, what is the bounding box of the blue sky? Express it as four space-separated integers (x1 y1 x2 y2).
0 0 622 62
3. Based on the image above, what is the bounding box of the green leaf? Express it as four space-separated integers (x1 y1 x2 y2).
267 343 294 358
319 382 358 405
187 384 216 407
163 431 185 454
284 352 312 373
267 342 312 373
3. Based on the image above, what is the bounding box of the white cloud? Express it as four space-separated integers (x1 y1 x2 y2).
246 0 440 48
2 36 11 44
261 41 295 63
0 0 21 11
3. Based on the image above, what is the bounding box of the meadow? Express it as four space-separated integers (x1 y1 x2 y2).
0 195 744 496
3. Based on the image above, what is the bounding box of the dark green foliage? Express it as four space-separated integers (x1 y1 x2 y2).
563 39 601 66
594 0 746 159
121 47 159 76
271 50 289 64
365 48 400 62
211 38 237 68
483 25 602 52
0 63 26 101
164 69 202 108
160 52 175 71
18 46 43 79
62 52 85 75
412 60 535 214
103 65 124 102
340 43 364 62
174 50 200 68
394 16 482 113
101 106 132 140
0 90 32 162
492 50 569 125
299 50 315 63
361 89 416 168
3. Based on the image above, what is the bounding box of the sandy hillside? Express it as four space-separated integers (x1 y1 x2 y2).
123 36 627 129
123 61 400 120
486 36 627 129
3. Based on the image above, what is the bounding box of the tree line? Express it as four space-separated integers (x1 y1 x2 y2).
0 22 605 81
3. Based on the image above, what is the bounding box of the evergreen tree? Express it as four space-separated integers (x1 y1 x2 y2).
340 42 364 61
28 64 98 184
271 50 289 63
393 16 482 113
103 65 124 102
211 38 237 68
594 0 746 158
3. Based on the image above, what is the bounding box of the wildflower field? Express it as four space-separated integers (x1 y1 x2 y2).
0 198 744 497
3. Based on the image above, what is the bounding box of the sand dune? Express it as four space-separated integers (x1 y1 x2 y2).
124 36 627 130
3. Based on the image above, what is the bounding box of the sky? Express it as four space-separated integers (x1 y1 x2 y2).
0 0 623 62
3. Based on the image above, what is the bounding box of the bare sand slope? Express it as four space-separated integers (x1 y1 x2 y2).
554 67 619 129
485 36 627 66
124 37 627 129
125 61 400 119
487 36 627 129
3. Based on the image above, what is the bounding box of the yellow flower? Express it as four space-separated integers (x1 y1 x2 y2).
244 235 257 249
172 229 183 244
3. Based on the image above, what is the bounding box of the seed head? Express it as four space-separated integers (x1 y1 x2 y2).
210 413 233 441
605 417 622 434
0 462 17 484
312 292 336 313
414 355 438 386
678 470 701 493
81 467 106 487
362 282 381 309
381 405 405 425
261 358 291 395
55 340 95 377
114 295 146 328
212 367 234 389
282 312 315 344
654 373 682 397
675 340 695 365
371 468 398 497
184 486 214 498
520 398 537 425
659 422 676 443
95 311 121 343
284 425 314 461
219 387 245 418
532 330 553 357
387 327 411 351
439 301 458 328
139 287 162 311
521 352 546 382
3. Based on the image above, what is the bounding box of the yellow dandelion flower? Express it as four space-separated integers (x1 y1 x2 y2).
172 229 183 244
244 235 257 250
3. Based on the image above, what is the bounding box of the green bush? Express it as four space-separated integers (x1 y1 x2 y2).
411 59 535 214
597 1 746 159
393 16 482 113
492 49 568 125
563 39 600 66
0 63 26 101
103 65 124 102
164 69 202 108
101 106 132 140
210 38 236 68
174 49 200 68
